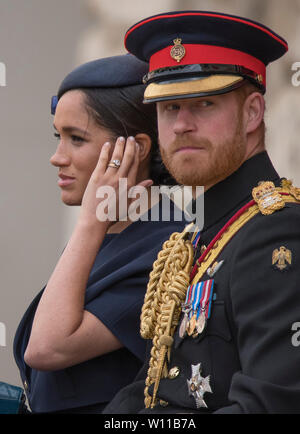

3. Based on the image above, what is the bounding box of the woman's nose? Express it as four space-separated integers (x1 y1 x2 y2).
50 142 71 167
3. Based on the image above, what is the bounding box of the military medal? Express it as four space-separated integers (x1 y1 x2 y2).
187 363 212 409
179 315 188 339
170 38 186 63
195 310 206 335
187 313 197 336
179 303 192 338
181 280 215 339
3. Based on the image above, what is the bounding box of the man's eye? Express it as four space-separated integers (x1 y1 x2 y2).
54 132 60 140
165 103 180 111
200 100 213 107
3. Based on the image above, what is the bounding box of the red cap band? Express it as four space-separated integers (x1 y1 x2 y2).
149 44 266 86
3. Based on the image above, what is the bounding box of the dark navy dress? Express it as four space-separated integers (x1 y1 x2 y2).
14 201 187 413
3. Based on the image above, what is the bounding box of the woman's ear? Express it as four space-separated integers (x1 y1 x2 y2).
244 92 265 134
134 133 152 162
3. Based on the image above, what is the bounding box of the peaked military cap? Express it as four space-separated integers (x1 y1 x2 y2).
124 10 288 103
51 54 148 114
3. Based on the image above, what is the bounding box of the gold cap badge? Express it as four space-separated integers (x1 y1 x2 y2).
170 38 186 63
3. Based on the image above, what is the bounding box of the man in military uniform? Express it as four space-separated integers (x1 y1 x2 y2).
103 11 300 414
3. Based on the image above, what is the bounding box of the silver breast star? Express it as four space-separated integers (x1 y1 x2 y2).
187 363 212 408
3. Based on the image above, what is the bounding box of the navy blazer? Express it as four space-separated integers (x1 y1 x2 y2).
14 201 187 413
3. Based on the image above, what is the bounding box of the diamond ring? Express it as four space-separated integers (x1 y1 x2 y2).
108 159 121 169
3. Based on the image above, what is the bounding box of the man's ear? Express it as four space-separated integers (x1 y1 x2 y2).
134 133 152 162
244 92 265 134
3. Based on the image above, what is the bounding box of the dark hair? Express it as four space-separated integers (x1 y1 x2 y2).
76 84 176 186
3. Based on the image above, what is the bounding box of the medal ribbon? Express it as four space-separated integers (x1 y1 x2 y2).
184 280 215 321
192 230 201 249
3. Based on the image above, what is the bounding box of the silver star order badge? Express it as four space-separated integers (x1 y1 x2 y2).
187 363 212 408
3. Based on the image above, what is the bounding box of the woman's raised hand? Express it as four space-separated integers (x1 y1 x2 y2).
79 136 153 227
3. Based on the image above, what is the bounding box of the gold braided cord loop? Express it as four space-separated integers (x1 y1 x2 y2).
140 236 176 340
141 228 194 409
140 224 194 339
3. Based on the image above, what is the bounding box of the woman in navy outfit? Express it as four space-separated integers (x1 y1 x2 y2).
13 54 186 413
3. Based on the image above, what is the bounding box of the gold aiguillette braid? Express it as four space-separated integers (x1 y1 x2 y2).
140 225 194 409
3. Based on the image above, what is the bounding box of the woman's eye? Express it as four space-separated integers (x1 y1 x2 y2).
53 132 84 145
71 135 84 144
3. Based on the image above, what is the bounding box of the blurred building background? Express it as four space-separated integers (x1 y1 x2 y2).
0 0 299 387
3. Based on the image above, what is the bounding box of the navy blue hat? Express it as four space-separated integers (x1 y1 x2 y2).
51 54 148 114
124 11 288 102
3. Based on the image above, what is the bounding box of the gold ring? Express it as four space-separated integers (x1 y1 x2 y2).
108 159 121 169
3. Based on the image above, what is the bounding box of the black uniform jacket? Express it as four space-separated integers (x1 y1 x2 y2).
104 152 300 414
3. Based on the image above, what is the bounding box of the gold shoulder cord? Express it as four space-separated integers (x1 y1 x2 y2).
141 180 300 409
141 223 194 408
